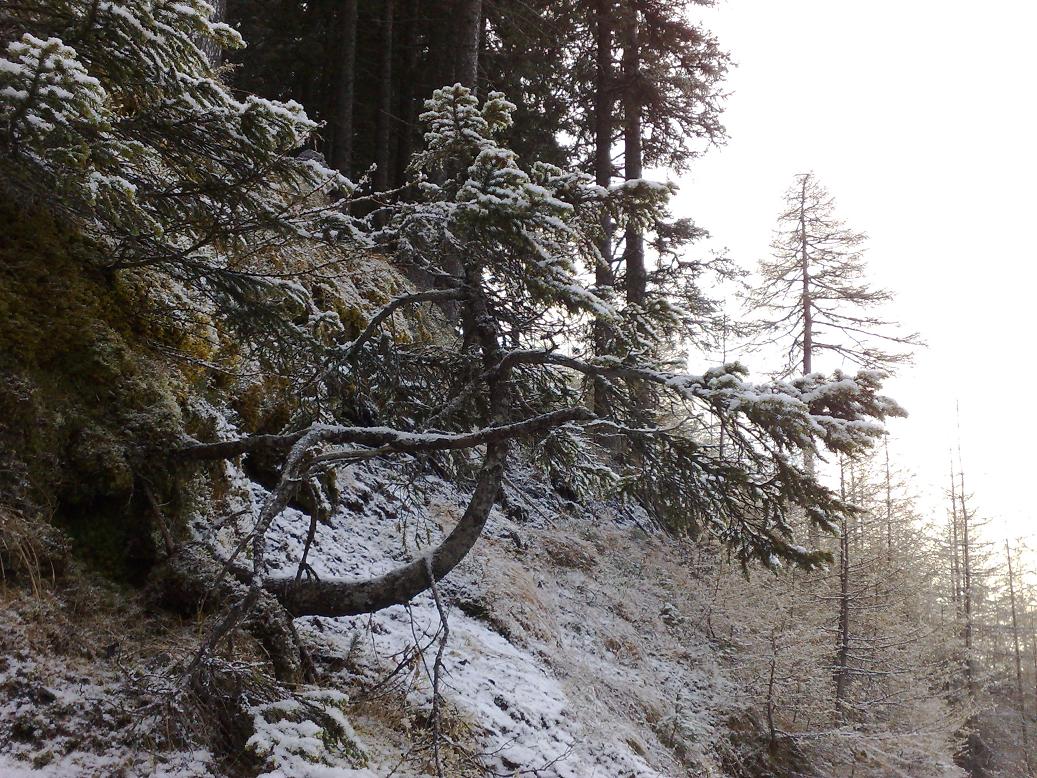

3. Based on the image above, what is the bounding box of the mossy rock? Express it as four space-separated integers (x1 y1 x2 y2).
0 198 187 581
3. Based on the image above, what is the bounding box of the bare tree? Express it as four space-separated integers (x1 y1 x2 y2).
1005 540 1029 761
747 172 921 379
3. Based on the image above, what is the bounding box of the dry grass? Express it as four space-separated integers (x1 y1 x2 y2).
0 506 68 595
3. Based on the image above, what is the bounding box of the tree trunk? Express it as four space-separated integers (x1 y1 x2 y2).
456 0 482 91
1030 610 1037 728
199 0 227 68
1006 541 1030 760
622 5 645 309
592 0 615 418
375 0 395 191
800 175 818 548
394 0 421 187
960 469 975 698
950 457 962 616
800 175 812 375
834 458 851 718
621 4 648 424
154 544 310 683
267 248 509 619
267 441 505 616
332 0 359 177
884 436 893 562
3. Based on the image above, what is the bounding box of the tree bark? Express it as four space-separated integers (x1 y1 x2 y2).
204 235 516 622
592 0 615 418
960 468 975 699
267 247 514 619
834 458 851 718
266 439 505 616
456 0 482 92
332 0 359 177
375 0 395 191
1030 610 1037 730
198 0 227 68
620 4 649 427
799 175 812 376
949 457 962 615
179 407 590 463
800 175 818 548
621 5 644 309
154 544 309 683
394 0 421 187
884 436 893 562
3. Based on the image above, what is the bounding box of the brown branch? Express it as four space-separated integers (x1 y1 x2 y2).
264 439 507 617
342 287 464 361
178 407 594 462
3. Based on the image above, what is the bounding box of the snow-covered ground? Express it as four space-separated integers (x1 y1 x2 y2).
0 450 744 777
246 457 741 776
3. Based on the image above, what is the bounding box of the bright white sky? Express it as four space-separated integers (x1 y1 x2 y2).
675 1 1037 543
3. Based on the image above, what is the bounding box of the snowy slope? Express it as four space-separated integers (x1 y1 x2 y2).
0 450 746 778
244 457 743 777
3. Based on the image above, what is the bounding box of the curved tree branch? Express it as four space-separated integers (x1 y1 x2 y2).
264 438 507 616
342 287 465 361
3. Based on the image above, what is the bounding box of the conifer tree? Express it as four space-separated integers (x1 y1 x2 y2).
0 0 354 344
173 85 905 626
748 173 921 379
747 172 920 546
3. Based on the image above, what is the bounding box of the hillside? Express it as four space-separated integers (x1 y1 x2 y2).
1 2 1026 777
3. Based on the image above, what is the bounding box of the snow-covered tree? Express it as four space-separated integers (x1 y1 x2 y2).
0 0 353 347
174 85 906 642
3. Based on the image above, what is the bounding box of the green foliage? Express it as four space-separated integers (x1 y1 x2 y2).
0 0 354 348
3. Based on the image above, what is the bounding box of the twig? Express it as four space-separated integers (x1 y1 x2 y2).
426 556 450 778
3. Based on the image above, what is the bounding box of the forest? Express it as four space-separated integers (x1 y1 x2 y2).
0 1 1033 776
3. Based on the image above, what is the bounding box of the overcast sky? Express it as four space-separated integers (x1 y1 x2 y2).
675 1 1037 542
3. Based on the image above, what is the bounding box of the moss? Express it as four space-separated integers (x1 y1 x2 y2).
0 197 187 581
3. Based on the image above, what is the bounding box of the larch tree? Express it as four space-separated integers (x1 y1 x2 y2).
748 172 921 380
1005 540 1030 764
747 172 920 547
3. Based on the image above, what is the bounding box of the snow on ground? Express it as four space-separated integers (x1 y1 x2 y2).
247 457 742 776
0 444 742 777
0 597 218 777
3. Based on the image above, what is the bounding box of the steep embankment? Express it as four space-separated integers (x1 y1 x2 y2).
0 196 965 777
1 449 758 776
243 457 745 776
0 197 757 776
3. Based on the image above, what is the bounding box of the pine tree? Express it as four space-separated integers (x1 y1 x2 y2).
172 85 906 628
